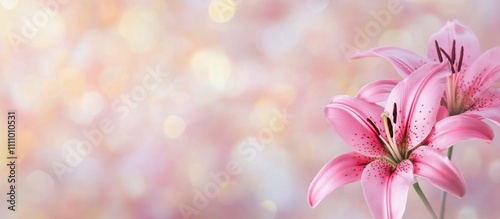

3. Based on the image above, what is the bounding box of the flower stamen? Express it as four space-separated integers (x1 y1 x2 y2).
382 112 403 162
366 118 381 136
457 46 464 72
435 40 443 62
440 48 456 73
435 40 465 74
392 102 398 124
451 40 456 64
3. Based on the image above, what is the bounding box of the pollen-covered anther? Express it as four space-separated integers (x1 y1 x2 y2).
366 118 380 136
451 40 456 63
382 112 394 139
392 102 398 124
458 46 464 72
435 40 443 62
440 48 456 73
435 39 466 74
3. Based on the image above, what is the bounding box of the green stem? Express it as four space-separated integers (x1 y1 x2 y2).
414 182 438 219
439 146 454 219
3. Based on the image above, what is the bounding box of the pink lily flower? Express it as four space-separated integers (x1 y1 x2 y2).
352 20 500 124
308 62 494 219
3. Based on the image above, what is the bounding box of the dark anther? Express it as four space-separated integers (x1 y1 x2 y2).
386 117 394 139
451 40 456 63
440 48 456 73
458 46 464 72
367 118 380 135
392 103 397 124
435 40 443 62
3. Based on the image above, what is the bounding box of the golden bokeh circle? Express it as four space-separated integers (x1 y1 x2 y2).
209 0 236 23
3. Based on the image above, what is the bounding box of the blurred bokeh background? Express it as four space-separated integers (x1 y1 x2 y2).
1 0 500 218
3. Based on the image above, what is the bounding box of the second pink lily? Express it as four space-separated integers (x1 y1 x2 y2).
353 20 500 124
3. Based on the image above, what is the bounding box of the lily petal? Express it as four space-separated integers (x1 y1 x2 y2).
361 159 414 219
325 95 387 157
427 115 494 151
463 89 500 127
427 20 481 69
384 62 449 150
352 47 427 78
308 152 373 208
459 46 500 100
436 106 449 121
411 147 466 198
356 79 400 103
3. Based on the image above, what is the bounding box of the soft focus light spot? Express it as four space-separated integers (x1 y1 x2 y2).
258 22 300 56
163 115 186 138
98 0 119 26
250 147 296 208
306 0 329 13
69 90 104 123
218 181 245 205
0 0 17 9
272 84 296 105
60 67 86 99
378 29 413 47
18 129 36 153
121 174 146 198
223 62 260 97
457 206 478 219
42 78 62 98
189 162 209 186
488 160 500 183
98 34 132 64
25 170 55 201
208 0 236 23
81 91 105 117
170 91 191 105
11 78 43 109
190 49 232 90
248 97 276 128
99 66 130 98
305 25 333 54
119 7 160 53
409 0 432 3
405 15 442 53
209 57 231 89
22 80 42 99
435 0 471 16
33 15 66 49
458 147 481 177
0 10 13 40
260 200 277 215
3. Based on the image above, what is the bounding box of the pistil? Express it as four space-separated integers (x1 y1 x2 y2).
382 112 403 162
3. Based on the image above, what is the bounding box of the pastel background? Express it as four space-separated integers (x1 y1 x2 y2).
1 0 500 218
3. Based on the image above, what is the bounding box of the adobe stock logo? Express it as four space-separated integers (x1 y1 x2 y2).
339 0 403 61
